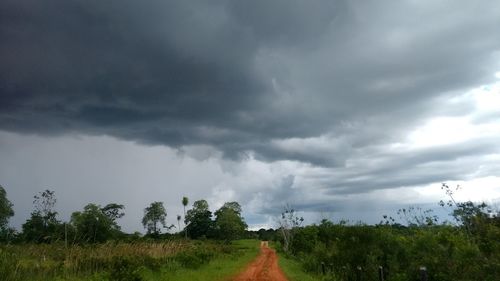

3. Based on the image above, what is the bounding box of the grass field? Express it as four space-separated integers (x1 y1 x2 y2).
269 242 321 281
140 239 260 281
0 239 260 281
278 255 321 281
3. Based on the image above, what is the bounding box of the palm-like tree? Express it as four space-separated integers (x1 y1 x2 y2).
182 196 189 238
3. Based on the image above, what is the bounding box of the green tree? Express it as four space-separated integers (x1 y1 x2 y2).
22 190 61 243
177 214 181 232
0 185 14 229
101 203 125 228
182 196 189 238
185 200 213 239
142 201 167 236
214 202 247 242
71 203 116 243
278 204 304 253
0 185 15 242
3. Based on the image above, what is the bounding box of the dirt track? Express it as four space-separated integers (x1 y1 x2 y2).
232 241 288 281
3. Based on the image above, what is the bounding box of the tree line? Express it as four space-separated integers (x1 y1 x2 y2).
0 185 247 244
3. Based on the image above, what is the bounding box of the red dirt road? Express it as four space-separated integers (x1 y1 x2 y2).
232 241 288 281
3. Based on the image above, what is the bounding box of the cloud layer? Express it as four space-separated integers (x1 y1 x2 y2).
1 1 500 229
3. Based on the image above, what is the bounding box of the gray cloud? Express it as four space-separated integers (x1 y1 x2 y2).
2 1 500 228
2 1 500 162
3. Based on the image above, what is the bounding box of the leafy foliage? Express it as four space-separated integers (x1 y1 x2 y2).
185 200 214 239
0 185 14 242
71 203 122 243
281 196 500 280
142 202 168 236
277 204 304 253
22 190 62 243
214 202 247 242
0 185 14 229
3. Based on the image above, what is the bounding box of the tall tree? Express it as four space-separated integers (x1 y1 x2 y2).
22 190 61 243
185 199 213 239
278 204 304 253
71 203 115 243
182 196 189 238
33 190 57 220
214 202 247 242
142 202 167 236
0 185 14 229
0 185 15 242
101 203 125 227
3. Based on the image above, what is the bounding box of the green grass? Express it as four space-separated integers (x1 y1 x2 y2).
141 239 260 281
278 254 322 281
0 239 261 281
269 242 322 281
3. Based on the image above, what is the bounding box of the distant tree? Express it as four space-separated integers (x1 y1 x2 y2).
182 196 189 238
71 203 117 243
142 202 167 236
101 203 125 228
0 185 14 229
277 204 304 253
185 200 213 239
22 190 62 243
214 202 247 242
177 215 181 232
0 185 15 242
33 189 57 219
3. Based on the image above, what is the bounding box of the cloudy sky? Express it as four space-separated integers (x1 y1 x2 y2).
1 0 500 232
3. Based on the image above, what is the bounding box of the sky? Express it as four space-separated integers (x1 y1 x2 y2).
1 0 500 233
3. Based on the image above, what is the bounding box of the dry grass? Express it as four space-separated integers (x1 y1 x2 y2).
1 240 194 280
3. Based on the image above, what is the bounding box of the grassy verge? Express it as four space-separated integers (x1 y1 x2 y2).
0 239 260 281
269 242 321 281
141 239 260 281
278 255 323 281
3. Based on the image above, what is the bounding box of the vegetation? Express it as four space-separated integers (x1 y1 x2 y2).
271 184 500 281
185 200 214 239
0 185 14 242
0 239 260 281
182 196 189 239
142 202 169 237
0 182 499 280
0 185 255 280
214 202 247 243
71 203 122 243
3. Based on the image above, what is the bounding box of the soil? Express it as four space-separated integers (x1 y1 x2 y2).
232 241 288 281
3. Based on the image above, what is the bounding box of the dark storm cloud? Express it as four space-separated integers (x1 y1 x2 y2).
1 1 500 184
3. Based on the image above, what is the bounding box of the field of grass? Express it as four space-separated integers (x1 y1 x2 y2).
268 242 321 281
0 239 260 281
278 254 322 281
141 239 259 281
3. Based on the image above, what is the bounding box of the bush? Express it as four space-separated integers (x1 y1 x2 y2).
109 256 143 281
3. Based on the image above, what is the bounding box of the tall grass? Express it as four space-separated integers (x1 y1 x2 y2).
0 240 210 280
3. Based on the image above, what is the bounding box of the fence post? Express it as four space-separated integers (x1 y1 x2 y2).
321 262 326 275
419 266 428 281
356 266 362 281
378 266 384 281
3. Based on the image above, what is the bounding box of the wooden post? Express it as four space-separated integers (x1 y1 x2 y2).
378 266 384 281
321 262 326 274
419 266 428 281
